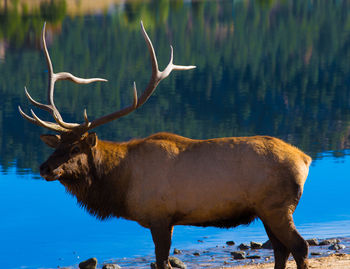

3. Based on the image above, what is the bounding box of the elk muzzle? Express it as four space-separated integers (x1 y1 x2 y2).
40 162 61 181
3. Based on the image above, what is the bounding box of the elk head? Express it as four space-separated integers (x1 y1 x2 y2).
38 132 97 183
19 22 196 183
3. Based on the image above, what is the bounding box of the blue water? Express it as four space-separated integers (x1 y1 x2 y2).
1 0 349 268
1 151 350 268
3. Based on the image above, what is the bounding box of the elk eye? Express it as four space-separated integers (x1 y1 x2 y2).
71 146 81 155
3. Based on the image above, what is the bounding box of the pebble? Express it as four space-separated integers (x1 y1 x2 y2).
311 252 322 256
169 256 187 269
238 243 250 250
307 238 319 246
247 255 261 259
320 239 340 245
231 251 246 259
250 241 263 249
226 240 235 246
193 252 200 256
174 248 182 255
151 257 187 269
329 244 346 250
79 258 98 269
102 264 121 269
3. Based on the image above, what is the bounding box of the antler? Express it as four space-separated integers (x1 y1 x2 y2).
19 21 196 134
18 22 107 133
86 21 196 130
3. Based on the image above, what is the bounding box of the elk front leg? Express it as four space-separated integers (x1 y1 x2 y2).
150 224 173 269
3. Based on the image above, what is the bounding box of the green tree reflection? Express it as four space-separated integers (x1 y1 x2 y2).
0 0 66 48
0 0 349 174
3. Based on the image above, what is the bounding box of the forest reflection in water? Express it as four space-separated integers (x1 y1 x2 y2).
0 0 349 268
0 0 349 171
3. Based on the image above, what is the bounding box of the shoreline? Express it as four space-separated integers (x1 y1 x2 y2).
231 254 350 269
75 236 350 268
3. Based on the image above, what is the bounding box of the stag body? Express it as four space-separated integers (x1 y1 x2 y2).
20 23 311 269
40 131 311 269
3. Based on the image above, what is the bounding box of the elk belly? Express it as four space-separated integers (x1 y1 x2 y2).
125 152 254 228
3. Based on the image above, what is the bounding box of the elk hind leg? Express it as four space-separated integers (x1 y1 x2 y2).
263 222 290 269
263 213 308 269
150 224 173 269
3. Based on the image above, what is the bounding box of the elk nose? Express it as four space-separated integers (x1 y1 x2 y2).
40 163 51 176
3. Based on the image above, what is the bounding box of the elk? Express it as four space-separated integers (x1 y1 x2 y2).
19 22 311 269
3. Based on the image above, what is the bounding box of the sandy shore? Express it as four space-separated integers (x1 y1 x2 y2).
90 237 350 268
231 253 350 269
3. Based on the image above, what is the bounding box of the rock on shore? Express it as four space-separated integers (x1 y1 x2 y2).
74 237 349 269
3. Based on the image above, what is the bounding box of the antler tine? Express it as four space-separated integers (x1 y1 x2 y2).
18 106 70 132
18 105 41 126
30 109 71 132
20 85 70 132
135 21 196 107
24 86 52 113
86 21 195 131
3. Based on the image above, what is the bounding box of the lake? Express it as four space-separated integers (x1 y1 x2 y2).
0 0 349 268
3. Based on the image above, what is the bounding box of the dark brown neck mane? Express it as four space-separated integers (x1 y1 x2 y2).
60 140 131 220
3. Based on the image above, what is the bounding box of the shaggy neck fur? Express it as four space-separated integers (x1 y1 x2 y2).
61 140 131 220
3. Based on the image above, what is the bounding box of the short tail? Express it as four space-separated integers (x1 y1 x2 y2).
303 154 312 167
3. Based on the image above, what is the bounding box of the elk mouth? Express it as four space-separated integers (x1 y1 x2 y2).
40 164 62 181
40 172 61 182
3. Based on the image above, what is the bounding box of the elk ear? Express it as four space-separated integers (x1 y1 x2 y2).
86 132 98 147
40 134 61 148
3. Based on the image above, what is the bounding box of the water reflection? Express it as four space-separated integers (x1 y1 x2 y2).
0 0 349 173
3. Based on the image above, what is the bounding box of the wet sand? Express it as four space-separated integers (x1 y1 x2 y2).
98 237 350 268
232 253 350 269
